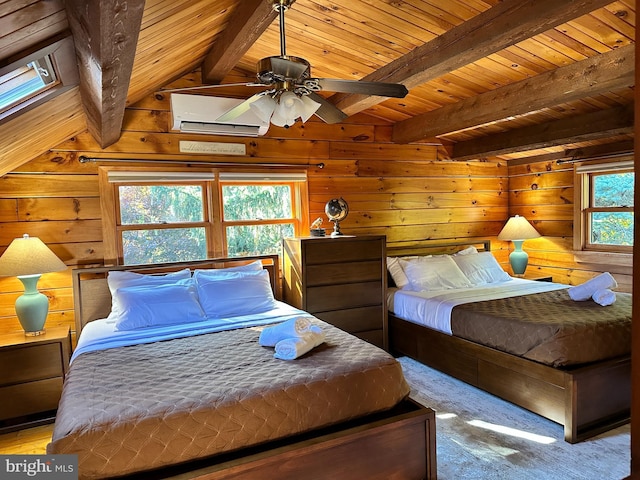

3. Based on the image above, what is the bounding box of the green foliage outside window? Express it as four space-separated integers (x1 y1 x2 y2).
118 182 296 264
222 185 292 221
226 224 294 257
119 185 203 224
123 228 207 265
222 184 294 257
119 185 207 264
590 172 634 247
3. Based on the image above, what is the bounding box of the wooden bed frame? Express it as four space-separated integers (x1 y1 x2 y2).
387 241 631 444
70 255 437 480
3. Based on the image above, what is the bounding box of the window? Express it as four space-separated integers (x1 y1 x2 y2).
100 168 308 265
0 36 78 125
220 172 304 257
118 182 210 265
0 56 58 114
575 160 634 255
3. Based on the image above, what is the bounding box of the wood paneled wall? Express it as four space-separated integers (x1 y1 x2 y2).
507 159 632 291
0 85 629 340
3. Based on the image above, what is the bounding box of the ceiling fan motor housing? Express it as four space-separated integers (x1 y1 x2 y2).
257 56 311 84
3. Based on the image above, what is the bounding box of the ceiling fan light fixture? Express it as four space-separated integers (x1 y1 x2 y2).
299 94 321 122
249 95 277 123
169 0 407 128
271 91 303 128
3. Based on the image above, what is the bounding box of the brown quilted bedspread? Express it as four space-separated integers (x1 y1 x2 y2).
47 320 409 479
451 289 631 367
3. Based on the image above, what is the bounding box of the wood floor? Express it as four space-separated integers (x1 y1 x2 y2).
0 424 52 454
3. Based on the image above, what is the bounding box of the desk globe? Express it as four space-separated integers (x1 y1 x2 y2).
325 198 348 237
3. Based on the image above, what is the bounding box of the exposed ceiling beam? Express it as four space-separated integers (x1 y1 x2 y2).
504 151 570 167
501 140 635 166
392 43 635 144
330 0 614 116
65 0 144 149
564 140 635 160
451 104 634 161
201 0 279 84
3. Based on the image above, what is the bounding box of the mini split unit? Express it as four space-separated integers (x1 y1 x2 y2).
170 93 269 137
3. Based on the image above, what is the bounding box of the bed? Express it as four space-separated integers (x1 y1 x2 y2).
386 241 631 444
48 255 437 479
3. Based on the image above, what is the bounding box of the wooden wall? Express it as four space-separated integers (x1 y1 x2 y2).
0 83 629 341
509 159 632 292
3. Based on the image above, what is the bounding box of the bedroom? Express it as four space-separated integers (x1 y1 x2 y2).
0 0 636 478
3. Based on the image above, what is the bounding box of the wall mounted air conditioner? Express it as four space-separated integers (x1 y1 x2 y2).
170 93 269 137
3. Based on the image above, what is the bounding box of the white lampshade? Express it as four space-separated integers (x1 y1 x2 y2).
271 91 302 127
0 234 66 276
497 215 541 241
299 94 321 122
249 95 277 123
253 91 321 127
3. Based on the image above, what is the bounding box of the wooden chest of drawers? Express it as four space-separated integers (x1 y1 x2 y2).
282 235 387 349
0 326 71 429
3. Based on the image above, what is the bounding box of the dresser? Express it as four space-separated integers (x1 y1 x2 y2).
282 235 387 349
0 326 71 429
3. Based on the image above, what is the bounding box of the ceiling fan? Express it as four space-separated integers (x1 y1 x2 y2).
165 0 408 128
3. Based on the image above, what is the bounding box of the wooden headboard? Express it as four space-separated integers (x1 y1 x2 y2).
386 239 491 258
72 255 280 334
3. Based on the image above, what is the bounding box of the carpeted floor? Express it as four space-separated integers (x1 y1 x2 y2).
399 356 630 480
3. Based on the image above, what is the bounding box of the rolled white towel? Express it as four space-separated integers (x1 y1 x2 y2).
592 289 616 306
274 326 325 360
568 272 617 301
259 317 312 347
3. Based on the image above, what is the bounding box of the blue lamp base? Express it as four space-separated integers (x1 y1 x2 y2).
15 274 49 336
509 240 529 276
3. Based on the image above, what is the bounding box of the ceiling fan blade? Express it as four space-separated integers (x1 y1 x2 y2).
216 93 265 122
307 93 348 124
159 82 263 94
312 78 408 98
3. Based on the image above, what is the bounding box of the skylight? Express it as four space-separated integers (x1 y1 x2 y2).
0 55 58 114
0 36 78 126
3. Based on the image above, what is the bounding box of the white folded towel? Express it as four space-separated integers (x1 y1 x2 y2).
259 317 313 347
274 326 325 360
568 272 617 301
592 288 616 306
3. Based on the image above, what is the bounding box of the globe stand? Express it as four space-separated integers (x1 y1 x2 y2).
330 219 343 237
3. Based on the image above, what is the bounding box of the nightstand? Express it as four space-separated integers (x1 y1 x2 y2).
0 326 71 430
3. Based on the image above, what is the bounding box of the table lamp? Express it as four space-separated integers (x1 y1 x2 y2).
497 215 541 276
0 234 66 335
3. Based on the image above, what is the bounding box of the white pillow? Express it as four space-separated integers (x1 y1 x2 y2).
195 269 276 318
454 246 478 256
193 260 263 277
452 251 511 285
387 255 426 289
400 255 472 291
114 281 205 331
387 257 410 289
107 268 191 319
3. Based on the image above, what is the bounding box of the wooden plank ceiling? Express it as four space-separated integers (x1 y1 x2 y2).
0 0 635 165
